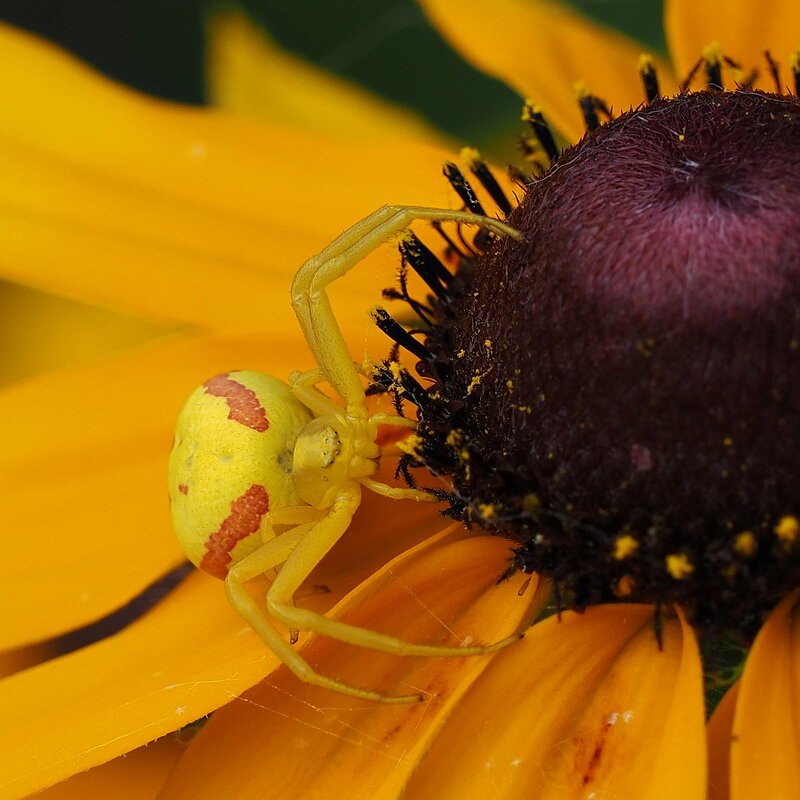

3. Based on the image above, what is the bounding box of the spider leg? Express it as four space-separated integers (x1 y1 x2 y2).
291 205 521 410
360 476 436 502
370 412 417 429
267 486 523 662
225 518 419 703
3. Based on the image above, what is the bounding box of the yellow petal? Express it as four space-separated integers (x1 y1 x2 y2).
0 23 455 332
729 591 800 799
418 0 676 143
33 735 184 800
208 10 445 144
157 534 544 800
665 0 800 84
707 681 739 800
406 605 706 799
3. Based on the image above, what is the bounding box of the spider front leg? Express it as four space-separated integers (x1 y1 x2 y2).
266 487 524 687
291 205 521 409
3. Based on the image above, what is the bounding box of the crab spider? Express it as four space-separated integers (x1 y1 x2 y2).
168 205 523 702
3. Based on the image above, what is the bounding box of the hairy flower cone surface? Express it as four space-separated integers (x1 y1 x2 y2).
420 90 800 633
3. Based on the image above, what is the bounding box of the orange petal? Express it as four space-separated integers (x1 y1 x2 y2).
0 280 173 386
0 572 272 799
418 0 676 143
665 0 800 85
406 604 705 799
0 332 313 648
157 535 544 800
0 23 454 331
707 681 739 800
729 591 800 799
0 499 456 796
33 735 184 800
207 10 446 144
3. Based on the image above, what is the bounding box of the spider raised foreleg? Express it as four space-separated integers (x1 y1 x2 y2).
291 205 521 410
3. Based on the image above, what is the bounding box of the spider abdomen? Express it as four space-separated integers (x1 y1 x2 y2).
168 371 312 578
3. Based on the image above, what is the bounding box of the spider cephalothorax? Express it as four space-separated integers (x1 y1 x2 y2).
393 89 800 636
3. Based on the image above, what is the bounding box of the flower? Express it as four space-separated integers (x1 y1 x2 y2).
1 3 799 800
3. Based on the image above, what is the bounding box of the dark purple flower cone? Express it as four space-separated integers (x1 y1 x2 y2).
418 90 800 634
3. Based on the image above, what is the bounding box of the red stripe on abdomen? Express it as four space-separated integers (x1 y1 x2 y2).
200 484 269 578
204 373 269 432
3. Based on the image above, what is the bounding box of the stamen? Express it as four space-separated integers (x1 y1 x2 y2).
575 82 611 132
395 453 419 487
461 147 513 216
791 51 800 96
383 259 433 325
639 54 660 103
764 51 782 94
398 231 454 302
431 219 469 261
443 162 486 215
455 224 480 256
522 101 559 163
370 360 433 411
703 42 724 89
371 307 434 361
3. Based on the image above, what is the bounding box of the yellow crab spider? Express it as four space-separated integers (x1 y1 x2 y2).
168 205 523 703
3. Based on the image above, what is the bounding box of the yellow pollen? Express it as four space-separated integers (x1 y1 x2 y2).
484 339 493 353
734 530 757 557
775 515 800 544
702 41 723 65
522 493 540 512
723 437 733 447
666 553 694 580
395 228 415 246
638 53 654 72
613 535 639 560
506 379 515 390
460 145 481 167
478 503 499 520
397 434 422 457
467 368 491 395
521 100 542 122
573 79 591 98
456 349 465 358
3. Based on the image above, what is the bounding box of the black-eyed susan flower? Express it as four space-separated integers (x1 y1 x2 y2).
2 2 800 799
